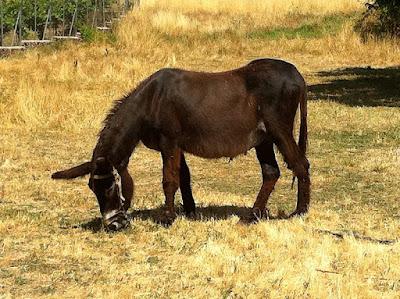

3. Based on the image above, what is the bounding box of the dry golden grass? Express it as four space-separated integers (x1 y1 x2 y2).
1 1 400 298
141 0 362 39
126 0 363 36
142 0 363 12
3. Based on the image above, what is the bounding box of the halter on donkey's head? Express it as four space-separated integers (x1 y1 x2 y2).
92 165 129 231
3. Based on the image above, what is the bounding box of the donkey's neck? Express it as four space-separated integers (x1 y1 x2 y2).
92 75 155 169
94 98 142 169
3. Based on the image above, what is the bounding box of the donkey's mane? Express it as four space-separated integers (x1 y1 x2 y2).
98 76 152 140
94 76 154 158
98 97 127 137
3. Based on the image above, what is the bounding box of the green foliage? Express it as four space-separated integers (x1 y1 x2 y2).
356 0 400 38
78 23 116 43
78 23 96 41
0 0 116 37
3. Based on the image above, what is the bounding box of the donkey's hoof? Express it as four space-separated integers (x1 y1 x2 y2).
253 207 269 220
186 212 196 220
289 209 308 218
241 208 269 224
185 210 196 220
158 210 176 227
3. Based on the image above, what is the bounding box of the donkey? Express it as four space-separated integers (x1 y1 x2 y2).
52 58 310 231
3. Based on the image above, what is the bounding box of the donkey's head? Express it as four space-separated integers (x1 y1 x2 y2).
88 157 130 231
52 158 133 231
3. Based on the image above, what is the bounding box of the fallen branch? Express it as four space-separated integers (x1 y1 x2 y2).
316 268 400 283
315 229 397 245
316 269 341 275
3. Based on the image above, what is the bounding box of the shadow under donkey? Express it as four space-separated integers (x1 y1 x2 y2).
73 207 397 245
74 205 291 233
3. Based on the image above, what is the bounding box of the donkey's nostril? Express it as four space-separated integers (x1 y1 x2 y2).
107 222 120 231
103 209 129 232
106 218 129 232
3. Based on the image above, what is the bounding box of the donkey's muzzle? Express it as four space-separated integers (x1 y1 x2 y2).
103 210 129 232
106 218 129 231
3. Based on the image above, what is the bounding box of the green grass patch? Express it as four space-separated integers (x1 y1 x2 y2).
0 206 46 221
315 127 400 150
249 24 323 40
248 14 350 40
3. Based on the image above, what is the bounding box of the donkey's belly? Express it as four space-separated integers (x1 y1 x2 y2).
180 122 267 159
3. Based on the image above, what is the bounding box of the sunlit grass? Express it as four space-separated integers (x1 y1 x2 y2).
142 0 362 17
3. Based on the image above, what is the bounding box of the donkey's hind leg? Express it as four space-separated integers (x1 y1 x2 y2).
160 139 181 226
262 112 310 216
180 153 196 217
251 139 280 220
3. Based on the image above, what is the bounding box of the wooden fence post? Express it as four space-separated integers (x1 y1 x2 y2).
0 0 3 46
92 0 98 28
34 0 37 33
43 6 51 40
12 10 21 46
102 0 105 27
18 1 23 45
69 0 78 36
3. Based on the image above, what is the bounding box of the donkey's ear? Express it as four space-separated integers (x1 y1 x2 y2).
51 161 91 179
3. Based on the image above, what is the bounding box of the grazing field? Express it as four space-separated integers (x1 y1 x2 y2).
1 0 400 298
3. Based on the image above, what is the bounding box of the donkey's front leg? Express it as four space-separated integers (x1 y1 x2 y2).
160 140 181 226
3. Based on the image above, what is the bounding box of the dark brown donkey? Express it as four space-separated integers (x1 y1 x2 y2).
52 58 310 231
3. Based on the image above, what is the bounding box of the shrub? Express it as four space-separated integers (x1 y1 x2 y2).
356 0 400 39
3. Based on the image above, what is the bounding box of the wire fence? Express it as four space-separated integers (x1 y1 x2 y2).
0 0 139 48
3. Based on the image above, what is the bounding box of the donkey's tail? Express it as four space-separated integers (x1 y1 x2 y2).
298 85 308 157
51 161 91 179
291 85 308 188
